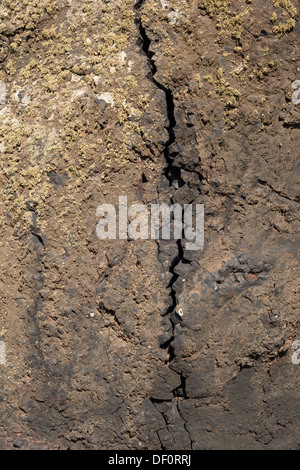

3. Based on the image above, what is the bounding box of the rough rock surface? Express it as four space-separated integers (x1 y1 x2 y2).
0 0 299 450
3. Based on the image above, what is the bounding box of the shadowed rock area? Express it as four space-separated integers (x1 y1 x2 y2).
0 0 299 450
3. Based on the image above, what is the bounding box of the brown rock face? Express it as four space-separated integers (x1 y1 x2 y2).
0 0 299 450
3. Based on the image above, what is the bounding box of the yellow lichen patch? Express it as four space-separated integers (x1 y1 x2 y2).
273 0 297 17
0 0 152 242
0 117 59 231
0 0 59 34
198 0 230 17
271 11 278 22
195 74 204 89
272 17 296 35
272 0 298 35
143 0 252 41
197 0 252 40
216 68 241 108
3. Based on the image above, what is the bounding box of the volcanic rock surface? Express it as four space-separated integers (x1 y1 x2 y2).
0 0 299 449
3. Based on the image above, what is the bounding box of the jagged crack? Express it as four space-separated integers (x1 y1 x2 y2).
134 2 196 448
134 2 189 366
